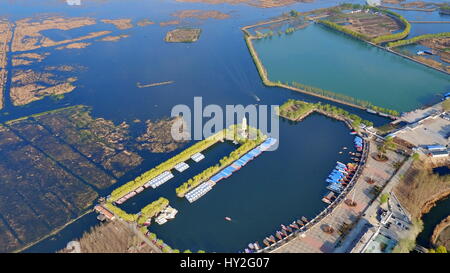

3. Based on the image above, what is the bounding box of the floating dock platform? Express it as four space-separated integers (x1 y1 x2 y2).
191 152 205 162
174 162 189 172
185 138 277 203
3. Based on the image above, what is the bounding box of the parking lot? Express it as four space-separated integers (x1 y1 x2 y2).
394 115 450 148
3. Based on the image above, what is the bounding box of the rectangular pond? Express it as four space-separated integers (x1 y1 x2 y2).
253 23 450 112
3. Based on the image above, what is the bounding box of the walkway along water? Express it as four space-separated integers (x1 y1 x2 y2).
255 135 370 252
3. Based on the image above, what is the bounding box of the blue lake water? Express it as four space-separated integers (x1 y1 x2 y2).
253 23 450 112
1 0 446 252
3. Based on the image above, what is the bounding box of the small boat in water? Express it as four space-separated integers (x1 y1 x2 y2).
276 232 283 240
269 235 276 243
263 239 270 247
282 224 293 233
225 217 232 221
302 216 309 223
297 219 304 226
281 230 288 237
290 222 299 229
248 243 254 250
254 242 261 250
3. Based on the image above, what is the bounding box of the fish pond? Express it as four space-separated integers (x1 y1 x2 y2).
253 23 450 112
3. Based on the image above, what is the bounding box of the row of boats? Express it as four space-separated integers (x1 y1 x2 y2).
245 217 310 252
185 181 215 203
184 138 278 203
322 161 358 204
114 153 207 205
246 136 365 253
115 170 176 204
354 136 363 152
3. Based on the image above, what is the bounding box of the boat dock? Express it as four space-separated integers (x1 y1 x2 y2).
191 152 205 162
247 135 368 253
111 142 212 205
185 181 215 203
185 138 277 203
115 171 174 205
174 162 189 172
145 171 174 189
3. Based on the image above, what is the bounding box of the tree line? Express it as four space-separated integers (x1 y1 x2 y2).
290 81 399 116
387 32 450 48
279 99 374 128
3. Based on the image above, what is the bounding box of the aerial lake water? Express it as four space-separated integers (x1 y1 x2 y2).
149 114 358 252
253 23 449 112
3 0 447 253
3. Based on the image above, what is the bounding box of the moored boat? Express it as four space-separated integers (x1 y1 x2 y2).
276 232 283 240
269 235 276 243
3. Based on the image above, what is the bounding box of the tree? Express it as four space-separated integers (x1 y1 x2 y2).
380 193 389 204
290 10 299 17
430 246 448 253
378 136 396 159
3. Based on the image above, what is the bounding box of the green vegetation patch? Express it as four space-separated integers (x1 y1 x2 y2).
318 5 411 45
278 99 374 129
388 32 450 48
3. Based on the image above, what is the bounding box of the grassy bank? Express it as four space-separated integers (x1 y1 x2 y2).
278 99 374 129
387 32 450 48
104 197 169 224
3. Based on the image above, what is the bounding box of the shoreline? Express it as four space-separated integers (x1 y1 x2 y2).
15 209 94 253
259 131 369 252
431 215 450 247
